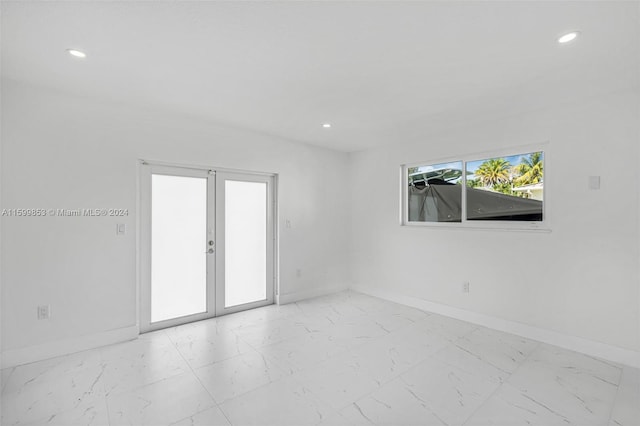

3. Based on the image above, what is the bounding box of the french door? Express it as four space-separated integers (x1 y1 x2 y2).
140 164 275 332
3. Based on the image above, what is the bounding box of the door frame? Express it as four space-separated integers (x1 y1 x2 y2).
137 160 278 333
214 171 276 316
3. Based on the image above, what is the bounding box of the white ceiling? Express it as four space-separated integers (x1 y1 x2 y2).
2 1 639 152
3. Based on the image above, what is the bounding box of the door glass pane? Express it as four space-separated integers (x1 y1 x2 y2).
225 180 267 307
152 174 207 322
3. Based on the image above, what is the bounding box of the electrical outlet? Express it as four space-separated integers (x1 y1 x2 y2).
37 305 50 320
296 269 302 278
462 282 470 293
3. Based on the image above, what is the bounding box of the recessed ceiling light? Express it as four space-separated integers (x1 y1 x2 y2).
66 49 87 58
322 123 331 128
558 31 579 44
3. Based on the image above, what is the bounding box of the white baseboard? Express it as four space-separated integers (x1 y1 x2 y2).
1 325 139 369
277 284 349 305
352 285 640 369
1 285 347 368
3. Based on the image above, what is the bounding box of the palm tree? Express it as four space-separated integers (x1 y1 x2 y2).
474 158 511 187
466 178 482 188
515 152 543 186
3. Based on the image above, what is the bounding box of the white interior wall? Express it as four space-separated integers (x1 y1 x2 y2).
2 79 639 368
349 89 640 357
0 79 350 361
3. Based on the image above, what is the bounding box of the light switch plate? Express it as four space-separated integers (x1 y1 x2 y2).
588 176 601 190
116 223 126 235
37 305 50 320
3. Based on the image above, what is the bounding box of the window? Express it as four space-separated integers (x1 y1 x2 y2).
404 149 545 229
408 161 463 222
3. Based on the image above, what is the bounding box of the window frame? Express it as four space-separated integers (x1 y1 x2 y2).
400 143 550 232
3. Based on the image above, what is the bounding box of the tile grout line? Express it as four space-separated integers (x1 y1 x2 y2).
604 366 625 426
164 311 319 422
297 311 444 416
180 330 342 425
104 390 113 426
101 333 191 398
164 327 235 426
212 301 419 421
97 346 113 426
0 367 15 394
459 339 542 426
167 306 322 421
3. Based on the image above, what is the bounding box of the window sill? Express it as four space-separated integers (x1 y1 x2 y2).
401 222 552 233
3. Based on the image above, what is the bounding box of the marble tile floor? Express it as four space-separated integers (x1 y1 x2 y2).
1 291 638 426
